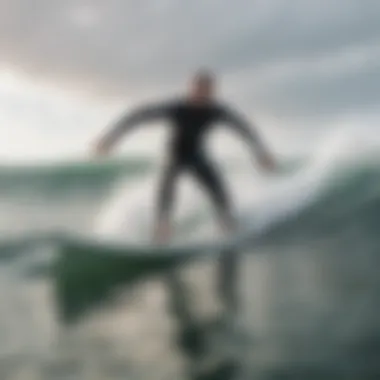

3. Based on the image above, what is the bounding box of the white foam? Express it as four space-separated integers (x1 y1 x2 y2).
94 124 380 245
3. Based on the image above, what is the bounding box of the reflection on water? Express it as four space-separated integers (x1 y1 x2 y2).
1 245 380 380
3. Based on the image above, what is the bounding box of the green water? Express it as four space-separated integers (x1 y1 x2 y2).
1 156 380 379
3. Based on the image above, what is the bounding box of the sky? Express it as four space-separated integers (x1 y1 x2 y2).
0 0 379 162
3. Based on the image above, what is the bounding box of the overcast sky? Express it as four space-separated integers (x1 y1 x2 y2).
0 0 379 161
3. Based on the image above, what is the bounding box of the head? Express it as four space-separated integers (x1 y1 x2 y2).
188 69 216 104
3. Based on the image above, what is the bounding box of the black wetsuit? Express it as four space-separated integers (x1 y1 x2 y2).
103 99 267 221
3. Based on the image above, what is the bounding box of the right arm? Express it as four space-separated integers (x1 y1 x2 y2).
218 104 277 171
94 102 172 155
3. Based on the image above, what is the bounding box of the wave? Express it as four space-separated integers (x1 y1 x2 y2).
258 158 380 246
0 157 152 198
1 124 380 326
0 149 379 324
1 129 380 377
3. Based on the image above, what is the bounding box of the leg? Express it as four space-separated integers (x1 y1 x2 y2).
189 156 235 233
155 161 206 358
189 156 239 312
153 161 180 244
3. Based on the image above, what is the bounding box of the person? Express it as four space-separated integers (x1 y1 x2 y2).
93 69 277 245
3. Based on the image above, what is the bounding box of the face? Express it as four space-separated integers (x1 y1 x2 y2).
189 74 215 103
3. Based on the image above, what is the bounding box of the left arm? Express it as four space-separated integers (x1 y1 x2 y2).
218 105 276 170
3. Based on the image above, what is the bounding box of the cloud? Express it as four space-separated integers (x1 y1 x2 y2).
0 0 379 117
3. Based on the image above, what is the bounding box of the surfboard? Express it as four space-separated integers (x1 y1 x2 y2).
58 233 227 257
54 232 241 324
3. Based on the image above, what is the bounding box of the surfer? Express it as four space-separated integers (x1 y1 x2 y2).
94 70 277 320
94 69 276 243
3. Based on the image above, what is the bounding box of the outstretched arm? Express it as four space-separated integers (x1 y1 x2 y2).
94 103 172 155
218 105 276 171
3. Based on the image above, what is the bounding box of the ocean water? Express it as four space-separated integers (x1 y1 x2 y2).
1 129 380 380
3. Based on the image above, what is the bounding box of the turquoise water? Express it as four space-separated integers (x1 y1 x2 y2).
1 147 380 379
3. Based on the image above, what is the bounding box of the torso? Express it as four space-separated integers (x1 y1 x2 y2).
168 100 221 161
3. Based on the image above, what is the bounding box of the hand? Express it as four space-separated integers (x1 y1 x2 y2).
92 138 110 158
258 153 277 172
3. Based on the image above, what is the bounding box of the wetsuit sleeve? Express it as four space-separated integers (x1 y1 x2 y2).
99 102 174 150
217 104 270 158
